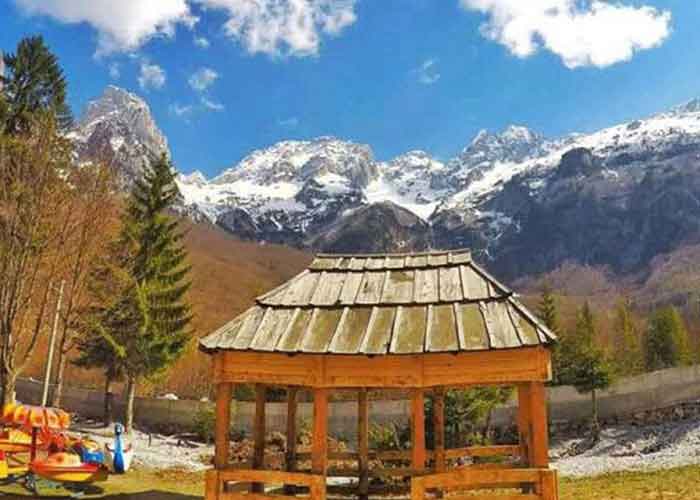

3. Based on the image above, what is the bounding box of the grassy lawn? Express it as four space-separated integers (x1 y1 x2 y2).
0 465 699 499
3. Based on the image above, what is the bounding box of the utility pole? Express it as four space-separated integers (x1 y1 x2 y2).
42 280 64 407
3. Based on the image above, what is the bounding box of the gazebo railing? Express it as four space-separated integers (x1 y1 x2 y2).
205 469 326 500
411 467 558 500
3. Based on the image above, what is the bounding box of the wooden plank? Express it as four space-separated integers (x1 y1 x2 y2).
338 272 363 304
386 255 407 269
433 387 445 473
284 387 298 495
359 306 396 355
509 305 541 346
275 308 313 352
300 309 343 353
411 389 426 471
310 272 346 306
312 388 329 475
426 304 459 352
420 468 544 489
205 469 220 500
381 270 415 303
231 307 267 350
391 306 428 354
411 477 426 500
528 382 549 468
355 272 385 304
414 269 439 303
481 302 521 349
219 494 299 500
250 308 295 351
456 303 489 351
428 254 448 267
446 495 539 500
215 383 232 469
358 388 369 500
438 266 463 301
328 307 372 354
217 468 324 487
281 272 320 306
540 469 558 500
460 265 490 300
444 445 520 459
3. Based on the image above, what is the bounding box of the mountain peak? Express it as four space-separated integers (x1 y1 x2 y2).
69 86 169 186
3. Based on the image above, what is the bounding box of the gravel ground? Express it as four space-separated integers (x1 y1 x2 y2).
71 422 214 471
71 417 700 477
550 416 700 477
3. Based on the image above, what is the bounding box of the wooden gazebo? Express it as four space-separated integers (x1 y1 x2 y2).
200 249 559 500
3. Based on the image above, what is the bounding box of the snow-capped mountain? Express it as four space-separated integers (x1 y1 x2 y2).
68 86 169 186
71 86 700 279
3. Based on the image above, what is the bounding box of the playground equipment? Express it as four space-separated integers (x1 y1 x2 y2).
105 423 133 473
0 403 109 496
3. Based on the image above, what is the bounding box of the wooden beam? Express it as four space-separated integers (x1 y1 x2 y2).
433 387 446 473
284 387 298 495
357 388 369 500
216 348 552 388
528 382 549 468
517 384 531 466
215 383 232 469
411 388 426 471
252 384 267 493
312 388 329 475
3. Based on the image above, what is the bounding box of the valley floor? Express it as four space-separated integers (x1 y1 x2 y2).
1 465 700 499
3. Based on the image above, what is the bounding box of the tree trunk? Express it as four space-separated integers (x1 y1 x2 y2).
590 388 600 441
1 369 17 407
50 349 68 408
124 376 136 432
103 376 113 427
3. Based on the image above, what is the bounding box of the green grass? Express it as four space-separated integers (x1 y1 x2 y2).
1 465 699 499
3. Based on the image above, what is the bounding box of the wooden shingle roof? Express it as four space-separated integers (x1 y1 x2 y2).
200 249 556 355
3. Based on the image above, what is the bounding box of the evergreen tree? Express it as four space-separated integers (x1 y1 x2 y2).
558 302 613 439
538 283 563 383
1 36 72 134
611 299 643 376
85 154 192 430
645 306 692 371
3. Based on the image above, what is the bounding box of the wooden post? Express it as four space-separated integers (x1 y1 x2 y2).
433 387 446 473
411 388 426 471
214 383 232 469
358 388 369 500
252 384 266 493
284 386 298 495
528 382 549 468
517 383 531 466
312 387 329 476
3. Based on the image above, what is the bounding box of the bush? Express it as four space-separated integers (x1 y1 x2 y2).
193 405 216 443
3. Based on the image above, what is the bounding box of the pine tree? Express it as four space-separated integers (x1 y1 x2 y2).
611 299 643 376
85 154 192 430
558 302 613 439
645 306 692 371
538 283 563 383
1 36 72 134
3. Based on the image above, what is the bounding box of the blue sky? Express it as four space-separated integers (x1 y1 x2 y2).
1 0 698 176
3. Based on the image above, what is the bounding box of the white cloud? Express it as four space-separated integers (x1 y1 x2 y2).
195 0 357 57
194 35 211 48
201 96 225 111
138 61 166 90
108 62 120 79
14 0 198 56
278 117 299 128
189 67 219 91
459 0 672 69
415 59 440 85
169 103 194 117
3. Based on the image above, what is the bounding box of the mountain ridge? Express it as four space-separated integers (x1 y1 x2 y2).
70 86 700 281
